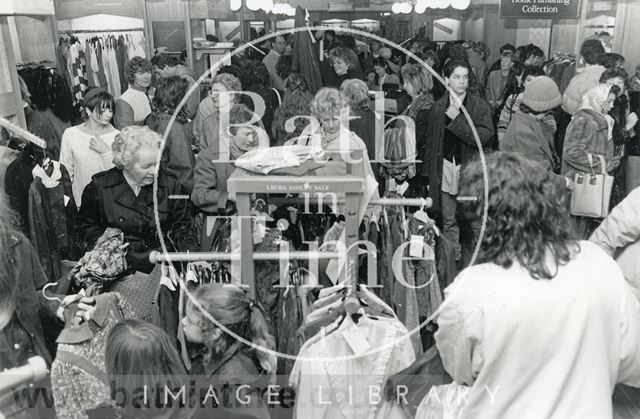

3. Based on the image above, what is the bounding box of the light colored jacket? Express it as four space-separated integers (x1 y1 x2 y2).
590 186 640 300
561 65 605 115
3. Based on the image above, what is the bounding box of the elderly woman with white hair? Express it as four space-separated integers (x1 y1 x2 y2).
76 126 198 275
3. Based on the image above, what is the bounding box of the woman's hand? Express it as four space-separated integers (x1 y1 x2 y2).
56 293 96 322
606 156 621 173
89 135 111 154
445 103 460 120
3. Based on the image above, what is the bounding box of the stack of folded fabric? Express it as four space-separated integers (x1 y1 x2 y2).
234 145 327 175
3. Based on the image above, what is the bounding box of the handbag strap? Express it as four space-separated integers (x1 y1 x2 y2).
587 153 607 175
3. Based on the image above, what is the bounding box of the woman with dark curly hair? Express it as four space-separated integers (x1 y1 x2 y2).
432 152 640 419
114 56 152 129
145 76 196 193
243 62 281 145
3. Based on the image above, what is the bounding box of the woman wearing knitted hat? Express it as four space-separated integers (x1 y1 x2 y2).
500 76 570 191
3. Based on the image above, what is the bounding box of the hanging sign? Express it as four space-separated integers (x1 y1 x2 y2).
500 0 581 19
0 0 54 15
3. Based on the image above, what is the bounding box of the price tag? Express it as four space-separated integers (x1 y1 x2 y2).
409 234 424 258
64 195 70 207
397 181 409 196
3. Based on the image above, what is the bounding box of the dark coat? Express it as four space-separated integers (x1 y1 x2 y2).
145 113 196 194
76 167 198 274
501 111 567 191
190 342 271 419
6 233 61 366
422 93 494 219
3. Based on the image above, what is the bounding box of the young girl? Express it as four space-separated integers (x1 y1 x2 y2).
182 283 276 419
59 88 119 207
102 319 192 419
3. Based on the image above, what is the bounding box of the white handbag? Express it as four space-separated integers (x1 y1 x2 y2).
570 154 614 218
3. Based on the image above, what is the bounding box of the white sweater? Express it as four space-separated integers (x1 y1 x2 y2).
59 125 119 207
435 241 640 419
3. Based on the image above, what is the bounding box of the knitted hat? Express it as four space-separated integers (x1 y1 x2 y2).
520 76 561 112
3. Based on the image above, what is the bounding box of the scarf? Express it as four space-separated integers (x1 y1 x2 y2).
579 84 613 115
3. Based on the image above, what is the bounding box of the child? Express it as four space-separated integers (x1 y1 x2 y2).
100 319 192 419
182 283 276 419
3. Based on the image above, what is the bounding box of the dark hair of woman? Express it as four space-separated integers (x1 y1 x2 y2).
447 44 468 63
459 152 580 280
217 65 243 80
443 59 471 78
599 67 629 85
522 65 546 81
105 319 188 416
151 76 189 123
600 53 625 69
84 88 115 118
373 56 392 74
245 62 270 88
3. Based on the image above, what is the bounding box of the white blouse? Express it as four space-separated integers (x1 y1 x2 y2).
59 125 120 207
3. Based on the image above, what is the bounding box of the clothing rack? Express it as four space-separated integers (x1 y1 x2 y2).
150 151 433 308
59 28 145 35
0 116 46 148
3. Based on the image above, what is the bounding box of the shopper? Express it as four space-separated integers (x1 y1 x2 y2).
500 76 568 190
60 88 119 207
191 103 262 217
271 73 314 146
114 56 152 129
151 52 200 120
435 151 640 419
0 191 94 419
183 283 274 419
262 34 287 92
103 319 192 419
562 83 620 180
422 59 494 261
485 49 513 112
77 126 197 275
497 65 547 143
193 72 242 154
562 39 606 115
400 63 435 175
243 62 281 145
373 56 400 90
340 78 377 161
145 75 196 194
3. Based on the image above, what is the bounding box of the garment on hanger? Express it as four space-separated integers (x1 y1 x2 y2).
50 293 134 419
28 161 78 282
5 144 46 235
291 314 415 419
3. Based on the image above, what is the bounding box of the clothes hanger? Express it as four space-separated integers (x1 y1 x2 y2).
42 282 64 304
